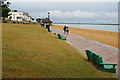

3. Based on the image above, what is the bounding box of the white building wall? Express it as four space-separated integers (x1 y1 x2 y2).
8 11 33 22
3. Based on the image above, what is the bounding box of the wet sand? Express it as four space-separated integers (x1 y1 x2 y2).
51 25 119 49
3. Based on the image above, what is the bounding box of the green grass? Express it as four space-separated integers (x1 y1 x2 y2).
2 23 117 78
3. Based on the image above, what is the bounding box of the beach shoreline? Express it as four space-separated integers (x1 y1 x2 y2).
51 24 119 49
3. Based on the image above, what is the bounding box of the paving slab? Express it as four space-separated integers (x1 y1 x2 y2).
51 28 119 74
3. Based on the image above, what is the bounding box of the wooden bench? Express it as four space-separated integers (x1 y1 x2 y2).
85 50 117 73
57 34 66 40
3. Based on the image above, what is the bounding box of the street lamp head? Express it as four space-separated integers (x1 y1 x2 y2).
48 12 50 19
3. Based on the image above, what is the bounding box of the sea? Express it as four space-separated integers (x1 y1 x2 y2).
54 23 119 32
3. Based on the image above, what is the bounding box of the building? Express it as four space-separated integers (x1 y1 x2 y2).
8 10 33 22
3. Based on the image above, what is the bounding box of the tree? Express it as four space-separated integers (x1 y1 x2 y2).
2 7 10 19
32 18 34 21
6 2 11 7
36 18 41 22
2 0 11 19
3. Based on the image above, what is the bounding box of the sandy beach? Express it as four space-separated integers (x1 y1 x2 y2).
51 25 119 49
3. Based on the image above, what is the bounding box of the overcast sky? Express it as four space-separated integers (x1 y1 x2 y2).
9 1 118 24
9 0 119 2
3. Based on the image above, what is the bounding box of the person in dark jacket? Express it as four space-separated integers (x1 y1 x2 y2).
63 25 67 33
46 24 50 32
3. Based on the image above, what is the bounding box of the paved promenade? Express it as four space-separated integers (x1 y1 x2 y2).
51 28 119 74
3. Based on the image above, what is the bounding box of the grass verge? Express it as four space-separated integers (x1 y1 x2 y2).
2 23 117 78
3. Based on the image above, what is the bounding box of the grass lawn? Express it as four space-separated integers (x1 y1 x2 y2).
2 23 117 78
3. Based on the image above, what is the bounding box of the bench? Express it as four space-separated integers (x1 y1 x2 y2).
57 34 66 40
85 50 117 73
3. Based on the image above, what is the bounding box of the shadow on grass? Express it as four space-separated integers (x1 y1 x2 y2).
84 59 101 71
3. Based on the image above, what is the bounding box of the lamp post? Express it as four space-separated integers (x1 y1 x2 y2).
48 12 50 19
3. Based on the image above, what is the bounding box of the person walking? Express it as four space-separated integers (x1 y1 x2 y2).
46 24 51 32
63 25 67 33
66 26 69 33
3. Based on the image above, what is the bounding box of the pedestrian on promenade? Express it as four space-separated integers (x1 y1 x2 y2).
46 24 51 32
66 26 69 33
63 25 67 33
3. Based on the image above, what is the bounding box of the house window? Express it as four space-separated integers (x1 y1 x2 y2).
17 17 22 20
9 13 12 15
17 17 19 19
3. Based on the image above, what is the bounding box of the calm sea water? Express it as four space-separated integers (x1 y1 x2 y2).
54 24 119 32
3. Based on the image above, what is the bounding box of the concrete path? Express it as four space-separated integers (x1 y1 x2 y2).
51 28 119 74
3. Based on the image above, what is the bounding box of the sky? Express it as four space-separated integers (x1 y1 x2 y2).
9 0 119 2
9 1 118 24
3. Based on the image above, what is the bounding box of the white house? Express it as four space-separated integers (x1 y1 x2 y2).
8 10 33 22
